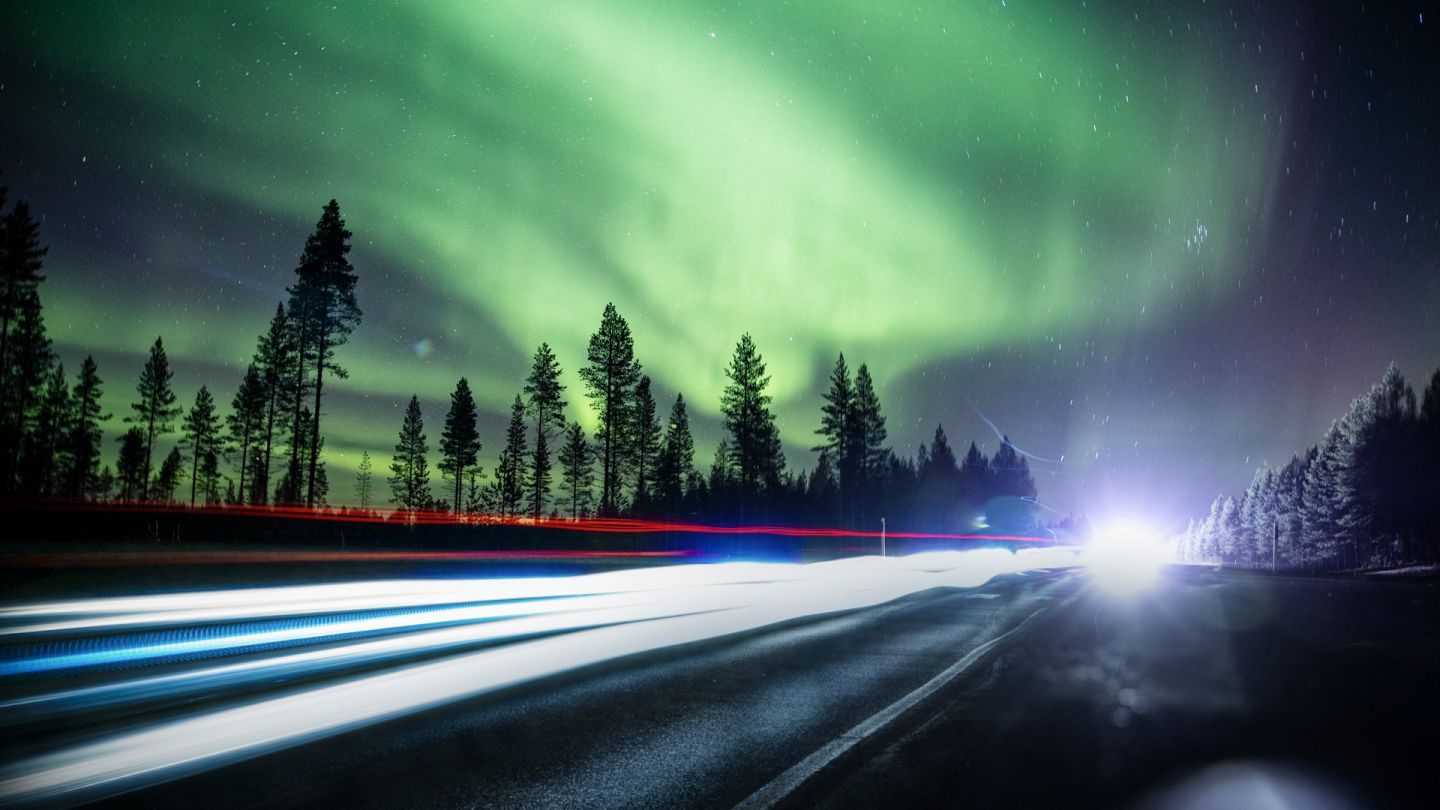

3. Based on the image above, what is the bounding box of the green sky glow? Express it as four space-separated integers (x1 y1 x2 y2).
15 0 1285 491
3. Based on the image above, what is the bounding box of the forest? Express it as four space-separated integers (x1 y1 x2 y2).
0 191 1042 535
1176 363 1440 570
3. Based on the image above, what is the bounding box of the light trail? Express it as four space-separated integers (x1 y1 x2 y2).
0 549 698 568
2 496 1056 541
0 549 1080 805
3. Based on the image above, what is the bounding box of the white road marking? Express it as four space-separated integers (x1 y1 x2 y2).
733 589 1074 810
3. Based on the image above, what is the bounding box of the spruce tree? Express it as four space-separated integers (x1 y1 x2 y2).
251 304 295 505
497 394 530 517
153 446 184 503
227 364 266 505
199 448 223 506
630 375 661 512
21 362 68 495
127 337 181 501
523 344 566 518
463 467 487 518
558 421 595 519
994 437 1032 496
959 442 992 506
920 425 958 480
1239 466 1274 567
708 438 736 514
181 386 223 508
287 201 361 507
354 450 374 510
808 450 838 521
654 394 695 516
852 364 887 522
65 356 109 499
578 304 641 515
439 377 481 515
1302 423 1345 568
1420 369 1440 556
1275 452 1311 569
917 425 960 526
276 406 319 506
96 465 116 501
2 289 52 490
115 427 147 501
388 395 430 515
720 333 784 512
814 353 856 522
1339 364 1417 563
0 200 47 421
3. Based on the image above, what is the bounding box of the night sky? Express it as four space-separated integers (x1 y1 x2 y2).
2 1 1437 521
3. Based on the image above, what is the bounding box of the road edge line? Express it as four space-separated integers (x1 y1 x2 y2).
732 589 1074 810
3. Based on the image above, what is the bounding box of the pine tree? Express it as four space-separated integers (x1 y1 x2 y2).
524 344 566 518
558 421 595 520
578 304 641 515
814 354 857 522
288 201 361 507
388 395 430 516
127 337 181 501
253 304 296 505
153 446 184 503
354 450 374 510
181 386 223 507
630 375 661 512
65 356 109 499
654 394 695 516
720 333 784 512
115 427 147 501
439 377 482 515
497 394 530 517
227 364 266 505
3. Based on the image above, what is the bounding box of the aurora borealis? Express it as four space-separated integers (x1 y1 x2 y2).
2 2 1438 517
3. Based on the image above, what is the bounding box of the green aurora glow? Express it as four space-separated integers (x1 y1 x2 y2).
9 1 1288 493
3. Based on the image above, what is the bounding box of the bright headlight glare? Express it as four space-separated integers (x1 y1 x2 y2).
1085 519 1167 595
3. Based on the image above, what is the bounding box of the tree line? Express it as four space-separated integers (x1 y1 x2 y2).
0 184 1040 533
1176 363 1440 570
384 306 1040 532
0 186 360 510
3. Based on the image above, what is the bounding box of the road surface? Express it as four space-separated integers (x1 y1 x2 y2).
4 562 1438 808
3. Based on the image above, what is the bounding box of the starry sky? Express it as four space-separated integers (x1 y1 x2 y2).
2 1 1437 522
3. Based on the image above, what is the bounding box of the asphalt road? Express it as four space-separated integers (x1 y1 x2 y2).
29 565 1440 808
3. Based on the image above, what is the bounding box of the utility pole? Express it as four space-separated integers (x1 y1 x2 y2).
881 516 887 558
